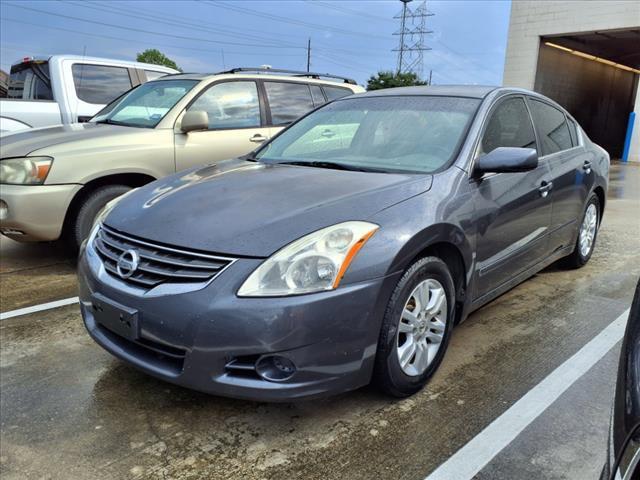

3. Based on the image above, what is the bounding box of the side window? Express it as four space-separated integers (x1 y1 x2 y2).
324 86 352 101
188 81 261 129
528 99 572 155
72 64 132 104
480 97 536 155
144 70 168 81
264 82 314 125
310 85 325 106
567 117 579 147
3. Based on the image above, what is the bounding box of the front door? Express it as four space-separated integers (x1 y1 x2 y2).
471 95 553 300
174 80 270 170
527 98 595 253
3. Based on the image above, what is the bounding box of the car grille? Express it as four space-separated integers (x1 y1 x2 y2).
93 224 235 289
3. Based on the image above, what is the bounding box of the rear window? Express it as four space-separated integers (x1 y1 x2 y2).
7 62 53 100
324 86 352 101
72 64 133 104
265 82 315 125
528 99 572 155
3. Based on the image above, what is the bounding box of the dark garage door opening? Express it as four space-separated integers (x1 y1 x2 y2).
534 28 639 158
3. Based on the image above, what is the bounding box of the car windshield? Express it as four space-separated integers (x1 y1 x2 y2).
91 79 198 128
256 95 481 173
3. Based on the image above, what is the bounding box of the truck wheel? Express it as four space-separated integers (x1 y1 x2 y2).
71 185 131 250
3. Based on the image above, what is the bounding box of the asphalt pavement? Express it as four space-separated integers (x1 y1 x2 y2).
1 162 638 480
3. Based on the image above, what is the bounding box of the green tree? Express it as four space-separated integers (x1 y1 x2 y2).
136 49 182 72
366 70 427 91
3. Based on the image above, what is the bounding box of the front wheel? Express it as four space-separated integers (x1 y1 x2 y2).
373 256 455 397
562 193 600 269
69 185 131 250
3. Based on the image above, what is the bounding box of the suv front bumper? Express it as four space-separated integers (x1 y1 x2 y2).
0 184 80 241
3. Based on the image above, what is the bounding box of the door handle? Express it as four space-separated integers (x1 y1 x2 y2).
249 134 267 143
538 181 553 198
583 161 592 174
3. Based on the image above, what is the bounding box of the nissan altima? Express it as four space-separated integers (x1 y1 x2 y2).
78 85 609 401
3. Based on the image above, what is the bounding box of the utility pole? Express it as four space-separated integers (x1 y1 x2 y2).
306 38 311 72
392 0 434 77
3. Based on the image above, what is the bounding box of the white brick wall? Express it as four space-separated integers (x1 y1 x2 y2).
503 0 640 89
503 1 640 162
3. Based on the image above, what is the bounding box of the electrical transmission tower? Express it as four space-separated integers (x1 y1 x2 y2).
392 0 433 77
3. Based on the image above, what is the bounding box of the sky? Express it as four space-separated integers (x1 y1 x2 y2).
0 0 512 86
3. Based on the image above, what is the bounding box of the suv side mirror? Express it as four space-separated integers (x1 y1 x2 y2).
475 147 538 175
181 110 209 133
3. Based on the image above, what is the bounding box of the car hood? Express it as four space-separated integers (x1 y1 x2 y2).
0 123 146 157
105 159 432 257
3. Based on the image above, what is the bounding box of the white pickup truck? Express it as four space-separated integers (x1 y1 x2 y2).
0 55 178 133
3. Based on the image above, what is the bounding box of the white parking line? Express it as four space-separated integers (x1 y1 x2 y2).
0 296 80 320
425 308 630 480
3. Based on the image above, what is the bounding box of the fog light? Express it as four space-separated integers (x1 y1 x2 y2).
0 200 7 220
255 355 296 382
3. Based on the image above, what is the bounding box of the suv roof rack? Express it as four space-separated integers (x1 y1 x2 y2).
218 67 358 85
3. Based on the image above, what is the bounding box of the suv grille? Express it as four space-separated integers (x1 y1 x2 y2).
93 225 235 289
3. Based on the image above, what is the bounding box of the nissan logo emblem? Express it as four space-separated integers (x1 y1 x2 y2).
116 249 140 279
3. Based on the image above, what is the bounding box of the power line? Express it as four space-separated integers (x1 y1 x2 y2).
204 0 390 42
306 0 394 23
0 17 304 59
62 0 304 50
2 2 305 49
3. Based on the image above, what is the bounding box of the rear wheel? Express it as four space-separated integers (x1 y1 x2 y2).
69 185 131 251
373 256 455 397
562 193 600 269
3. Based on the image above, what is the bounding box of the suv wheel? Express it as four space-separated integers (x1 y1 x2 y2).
373 256 455 397
70 185 131 250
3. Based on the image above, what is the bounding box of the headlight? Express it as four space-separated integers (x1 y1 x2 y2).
238 221 379 297
0 157 53 184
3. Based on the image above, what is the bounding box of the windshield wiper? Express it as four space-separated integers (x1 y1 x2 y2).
276 160 383 173
94 118 128 126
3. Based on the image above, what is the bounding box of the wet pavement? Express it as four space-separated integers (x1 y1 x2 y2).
1 162 639 480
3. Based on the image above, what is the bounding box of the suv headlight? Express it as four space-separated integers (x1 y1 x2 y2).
238 221 378 297
0 157 53 185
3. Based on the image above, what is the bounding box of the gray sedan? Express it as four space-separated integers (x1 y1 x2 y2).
78 85 609 401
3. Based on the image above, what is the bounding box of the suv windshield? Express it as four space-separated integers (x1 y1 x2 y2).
7 61 53 100
91 79 198 128
256 95 480 173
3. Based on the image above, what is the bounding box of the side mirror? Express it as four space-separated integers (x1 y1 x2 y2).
181 110 209 133
475 147 538 175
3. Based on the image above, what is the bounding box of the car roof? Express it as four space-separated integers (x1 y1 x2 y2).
357 85 500 99
11 55 178 73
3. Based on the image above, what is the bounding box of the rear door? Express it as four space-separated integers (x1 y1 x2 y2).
262 81 317 138
174 80 270 170
471 95 553 300
527 97 595 254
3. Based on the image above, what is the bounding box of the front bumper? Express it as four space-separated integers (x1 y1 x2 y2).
78 239 398 401
0 183 80 241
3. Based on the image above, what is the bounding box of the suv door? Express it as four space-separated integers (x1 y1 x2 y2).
527 98 595 254
174 80 270 170
262 81 317 138
471 95 553 300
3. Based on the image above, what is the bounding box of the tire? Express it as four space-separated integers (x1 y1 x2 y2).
373 256 456 397
562 193 600 269
70 185 131 250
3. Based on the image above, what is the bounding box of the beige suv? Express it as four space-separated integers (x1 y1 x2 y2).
0 68 364 248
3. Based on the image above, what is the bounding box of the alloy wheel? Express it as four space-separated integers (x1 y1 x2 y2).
396 278 448 376
579 203 598 258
